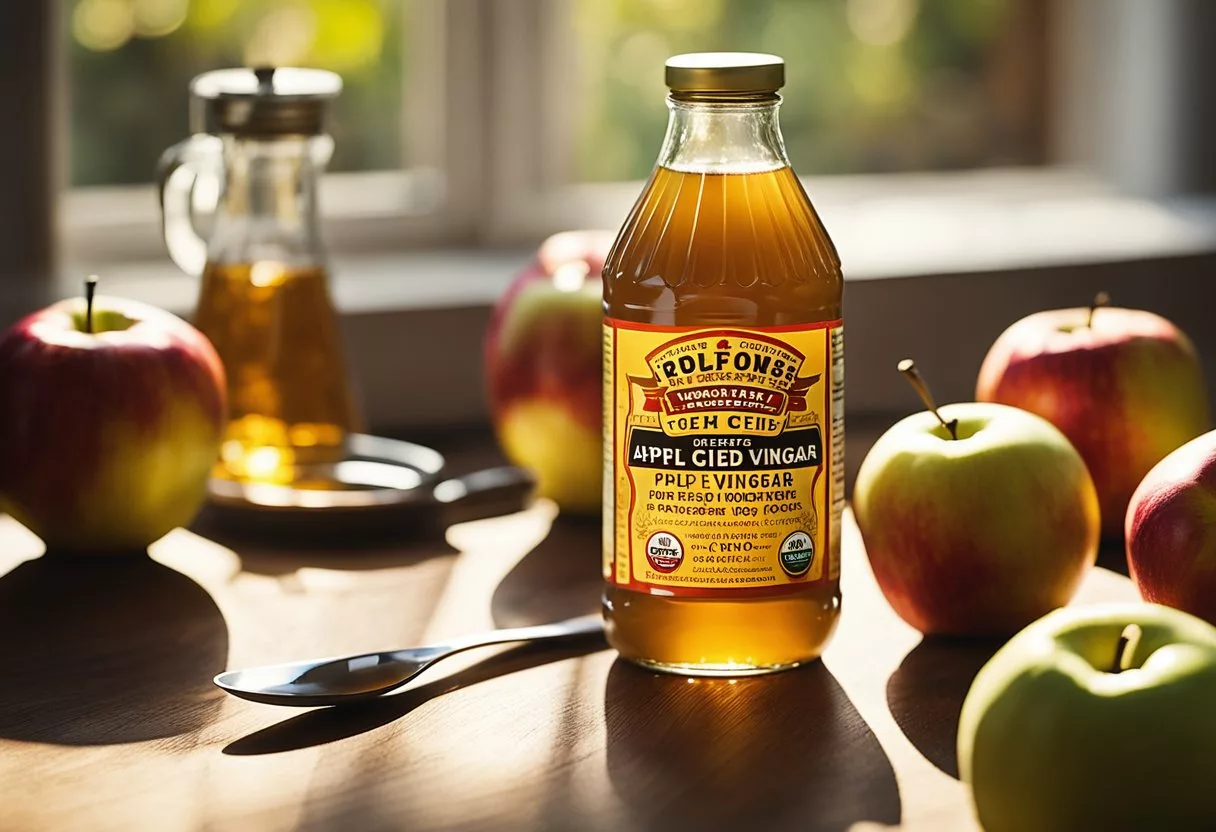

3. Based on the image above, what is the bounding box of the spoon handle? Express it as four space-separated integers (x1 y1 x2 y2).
417 614 605 658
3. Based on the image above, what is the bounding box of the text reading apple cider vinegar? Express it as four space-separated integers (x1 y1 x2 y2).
606 323 841 589
602 54 844 675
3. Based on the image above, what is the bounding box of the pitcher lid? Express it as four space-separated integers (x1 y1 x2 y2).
189 67 342 136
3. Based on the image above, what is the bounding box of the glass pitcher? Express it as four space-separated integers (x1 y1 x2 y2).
158 67 362 486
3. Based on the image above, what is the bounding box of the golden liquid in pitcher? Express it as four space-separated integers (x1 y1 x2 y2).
194 261 361 484
604 164 843 671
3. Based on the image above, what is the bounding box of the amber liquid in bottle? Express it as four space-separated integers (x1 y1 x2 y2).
195 261 360 484
603 82 843 673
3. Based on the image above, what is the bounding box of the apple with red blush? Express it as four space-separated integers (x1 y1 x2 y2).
978 294 1210 538
1126 429 1216 624
854 360 1100 636
0 278 226 553
484 231 613 513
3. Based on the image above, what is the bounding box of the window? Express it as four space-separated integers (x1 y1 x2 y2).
472 0 1055 241
571 0 1047 183
59 0 458 267
57 0 1056 258
68 0 407 186
0 2 1205 283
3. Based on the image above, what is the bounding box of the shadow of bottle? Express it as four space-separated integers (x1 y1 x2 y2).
604 659 901 832
885 636 1003 779
490 513 603 628
0 551 229 745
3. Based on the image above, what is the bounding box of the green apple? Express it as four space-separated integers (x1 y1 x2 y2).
854 400 1100 636
959 603 1216 832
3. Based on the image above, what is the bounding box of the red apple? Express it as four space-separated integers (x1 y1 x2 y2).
0 285 226 553
977 301 1210 537
1126 429 1216 624
484 230 612 513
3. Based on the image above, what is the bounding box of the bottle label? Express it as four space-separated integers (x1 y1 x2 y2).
604 318 843 598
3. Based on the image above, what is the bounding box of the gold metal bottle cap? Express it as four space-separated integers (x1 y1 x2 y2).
665 52 785 94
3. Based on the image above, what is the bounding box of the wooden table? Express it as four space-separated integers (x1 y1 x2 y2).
0 490 1137 831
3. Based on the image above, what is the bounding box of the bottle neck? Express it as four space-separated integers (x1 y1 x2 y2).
210 134 330 265
657 94 790 174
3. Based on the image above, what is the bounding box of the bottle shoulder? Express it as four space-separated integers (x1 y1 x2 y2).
603 166 841 323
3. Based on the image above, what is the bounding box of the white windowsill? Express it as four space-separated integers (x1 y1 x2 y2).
548 167 1216 281
67 250 536 319
55 167 1216 317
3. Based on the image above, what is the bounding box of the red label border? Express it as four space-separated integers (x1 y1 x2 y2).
607 317 842 334
608 319 840 599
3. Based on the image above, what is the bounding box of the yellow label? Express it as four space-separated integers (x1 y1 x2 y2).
604 319 843 598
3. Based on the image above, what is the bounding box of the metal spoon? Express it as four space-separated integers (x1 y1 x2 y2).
214 614 605 707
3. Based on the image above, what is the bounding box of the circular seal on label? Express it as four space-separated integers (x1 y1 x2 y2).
779 531 815 577
645 531 684 573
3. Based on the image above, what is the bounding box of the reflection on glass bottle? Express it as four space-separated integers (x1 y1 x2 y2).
160 68 362 485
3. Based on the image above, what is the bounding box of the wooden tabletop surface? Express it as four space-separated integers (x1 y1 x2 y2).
0 467 1138 832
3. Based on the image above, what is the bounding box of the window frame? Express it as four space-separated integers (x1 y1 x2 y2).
45 0 1215 263
53 0 1070 268
0 2 60 305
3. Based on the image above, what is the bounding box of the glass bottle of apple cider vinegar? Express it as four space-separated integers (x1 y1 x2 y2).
602 53 844 675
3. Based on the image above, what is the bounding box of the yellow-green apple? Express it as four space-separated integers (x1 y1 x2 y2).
0 282 225 552
1126 429 1216 624
977 300 1210 538
959 603 1216 832
855 364 1099 635
484 230 612 513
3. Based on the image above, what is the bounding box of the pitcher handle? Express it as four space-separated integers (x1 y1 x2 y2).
156 134 222 278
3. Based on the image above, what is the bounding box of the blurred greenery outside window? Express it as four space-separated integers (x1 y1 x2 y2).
69 0 1041 188
573 0 1042 182
69 0 406 187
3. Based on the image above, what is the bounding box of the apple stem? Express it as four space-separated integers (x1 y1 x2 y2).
84 275 98 334
1087 291 1110 329
898 359 958 440
1111 623 1142 674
